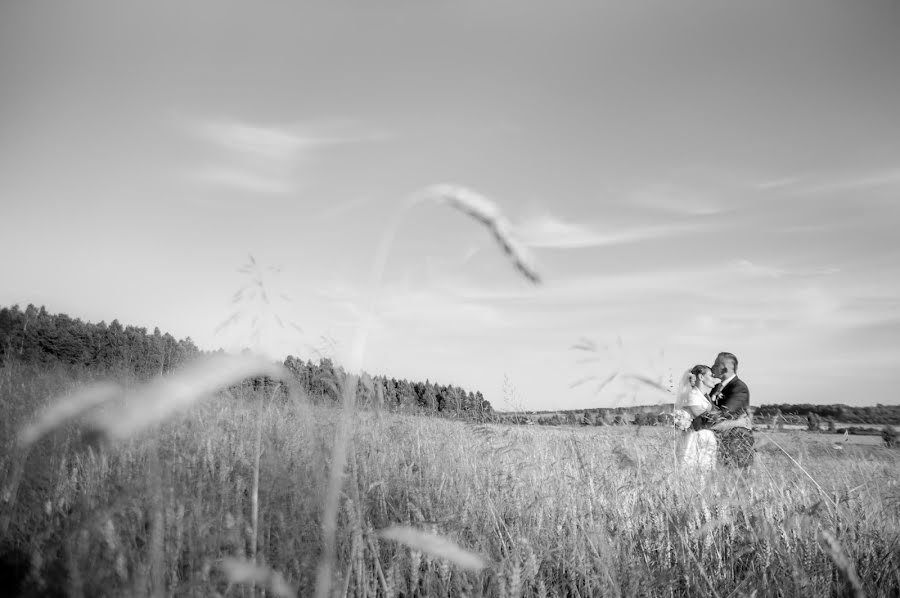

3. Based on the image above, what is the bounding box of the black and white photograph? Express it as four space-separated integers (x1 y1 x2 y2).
2 1 899 596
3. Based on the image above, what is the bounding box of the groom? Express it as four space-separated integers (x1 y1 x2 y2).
710 351 754 467
710 352 749 419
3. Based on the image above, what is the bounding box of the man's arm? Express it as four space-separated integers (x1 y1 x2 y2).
720 379 749 415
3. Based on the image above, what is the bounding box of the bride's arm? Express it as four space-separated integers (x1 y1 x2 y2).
683 403 707 417
682 391 712 417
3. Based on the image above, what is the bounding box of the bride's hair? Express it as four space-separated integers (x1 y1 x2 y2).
688 364 711 387
676 365 711 408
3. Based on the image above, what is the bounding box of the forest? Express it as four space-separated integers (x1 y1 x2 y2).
0 304 493 419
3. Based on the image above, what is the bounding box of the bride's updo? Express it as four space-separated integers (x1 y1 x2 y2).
688 364 712 387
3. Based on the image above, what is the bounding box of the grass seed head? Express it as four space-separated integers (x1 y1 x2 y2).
819 529 866 598
424 183 502 225
18 382 123 448
21 354 289 447
420 183 541 284
378 525 488 572
219 558 296 598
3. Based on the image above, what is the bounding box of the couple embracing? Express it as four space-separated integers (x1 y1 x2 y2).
674 352 754 471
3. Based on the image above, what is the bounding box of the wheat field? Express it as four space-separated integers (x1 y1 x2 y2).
2 360 899 597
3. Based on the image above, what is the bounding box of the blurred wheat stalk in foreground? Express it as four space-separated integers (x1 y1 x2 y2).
420 183 541 284
315 183 542 598
18 354 288 447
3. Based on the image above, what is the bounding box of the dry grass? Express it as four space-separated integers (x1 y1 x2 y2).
2 361 899 597
310 183 542 598
418 183 541 284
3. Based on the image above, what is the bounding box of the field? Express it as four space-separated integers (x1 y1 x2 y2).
2 362 900 597
757 429 886 447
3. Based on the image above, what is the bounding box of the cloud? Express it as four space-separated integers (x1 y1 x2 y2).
755 169 900 196
435 258 887 347
315 281 509 333
437 266 718 316
627 184 723 216
732 259 786 279
732 259 839 279
514 214 699 249
189 118 383 194
380 288 507 329
199 120 327 161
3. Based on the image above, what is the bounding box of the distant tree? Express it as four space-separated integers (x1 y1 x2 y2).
356 374 375 406
806 412 821 432
774 409 784 431
633 412 654 426
883 426 897 448
382 378 398 407
418 380 438 411
396 380 418 410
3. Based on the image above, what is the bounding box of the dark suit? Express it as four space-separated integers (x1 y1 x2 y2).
712 376 750 418
690 376 750 431
712 376 754 468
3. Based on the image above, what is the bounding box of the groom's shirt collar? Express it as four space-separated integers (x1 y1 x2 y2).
719 374 736 389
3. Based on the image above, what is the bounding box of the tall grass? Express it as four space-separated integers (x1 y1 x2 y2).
2 360 899 596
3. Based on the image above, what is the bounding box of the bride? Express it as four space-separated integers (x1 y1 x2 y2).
674 364 721 471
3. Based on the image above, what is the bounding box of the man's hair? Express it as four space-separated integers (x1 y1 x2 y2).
717 352 738 372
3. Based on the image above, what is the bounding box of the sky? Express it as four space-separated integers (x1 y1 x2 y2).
1 0 899 411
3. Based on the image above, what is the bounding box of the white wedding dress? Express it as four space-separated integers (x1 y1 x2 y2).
676 387 717 471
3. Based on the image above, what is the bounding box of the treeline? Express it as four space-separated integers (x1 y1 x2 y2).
283 356 493 418
0 304 202 376
502 402 900 428
755 404 900 426
499 405 670 427
0 304 492 419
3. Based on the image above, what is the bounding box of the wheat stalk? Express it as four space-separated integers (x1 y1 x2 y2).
819 529 866 597
18 382 122 447
220 558 296 598
19 354 287 447
378 526 488 572
313 182 541 598
419 183 541 284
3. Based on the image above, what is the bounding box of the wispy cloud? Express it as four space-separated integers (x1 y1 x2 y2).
627 184 724 216
440 266 715 308
733 259 786 278
194 167 296 195
732 259 839 279
434 258 887 346
189 118 384 194
315 281 509 333
380 288 508 329
755 169 900 196
199 120 328 161
514 214 700 250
